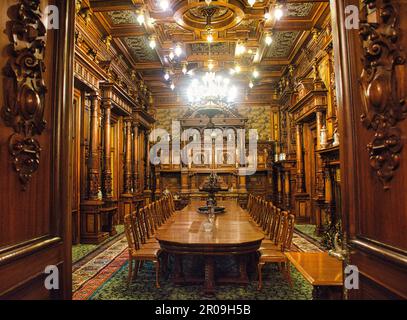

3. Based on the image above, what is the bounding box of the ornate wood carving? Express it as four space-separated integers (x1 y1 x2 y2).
359 0 406 189
2 0 47 190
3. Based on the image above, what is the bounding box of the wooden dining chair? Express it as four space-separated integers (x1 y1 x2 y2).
156 200 166 225
259 207 283 250
167 193 176 214
262 201 273 233
252 197 261 223
138 208 161 247
257 212 295 290
247 194 254 214
162 196 172 220
151 202 162 228
124 213 162 288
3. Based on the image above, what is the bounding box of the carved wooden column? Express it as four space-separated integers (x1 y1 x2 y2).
143 129 152 204
123 118 133 194
138 129 144 193
181 167 189 195
316 111 325 199
155 169 161 197
325 43 337 140
324 166 334 219
80 92 108 244
119 118 134 222
316 111 323 149
277 168 283 206
295 123 304 193
101 88 112 199
87 92 101 200
284 170 291 210
132 123 139 194
237 173 247 208
267 168 275 203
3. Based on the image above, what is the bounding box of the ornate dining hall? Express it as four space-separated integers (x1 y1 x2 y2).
0 0 406 302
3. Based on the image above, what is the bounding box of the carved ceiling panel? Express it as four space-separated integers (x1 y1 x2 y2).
264 31 301 58
125 36 160 62
108 10 138 25
286 3 315 17
189 42 235 56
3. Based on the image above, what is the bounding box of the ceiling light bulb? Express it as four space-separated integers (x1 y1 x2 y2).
149 38 156 49
249 81 254 89
205 0 212 6
265 34 273 46
169 51 174 60
236 43 246 55
164 72 170 81
234 65 241 73
248 0 256 7
175 44 182 57
160 0 169 10
207 33 213 43
253 70 259 78
274 7 284 20
264 12 271 20
137 13 145 25
170 83 175 90
208 61 214 70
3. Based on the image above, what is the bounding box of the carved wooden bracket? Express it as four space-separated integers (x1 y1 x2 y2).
359 0 406 189
1 0 47 190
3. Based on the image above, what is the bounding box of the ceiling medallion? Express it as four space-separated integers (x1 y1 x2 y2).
173 1 245 32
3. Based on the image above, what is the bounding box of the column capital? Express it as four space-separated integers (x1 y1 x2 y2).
89 90 101 100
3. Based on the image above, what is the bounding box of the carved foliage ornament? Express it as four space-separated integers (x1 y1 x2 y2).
2 0 47 190
359 0 406 189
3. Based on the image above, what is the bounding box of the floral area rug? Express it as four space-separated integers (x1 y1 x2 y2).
73 232 320 300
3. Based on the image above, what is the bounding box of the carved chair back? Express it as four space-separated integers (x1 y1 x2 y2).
124 213 142 251
269 208 283 244
278 212 295 251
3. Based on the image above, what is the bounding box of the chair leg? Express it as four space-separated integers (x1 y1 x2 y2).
284 262 293 287
257 262 265 290
154 260 161 288
133 260 140 281
127 257 133 288
161 252 168 274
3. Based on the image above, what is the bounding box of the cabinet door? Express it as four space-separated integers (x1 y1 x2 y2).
332 0 407 298
0 0 74 299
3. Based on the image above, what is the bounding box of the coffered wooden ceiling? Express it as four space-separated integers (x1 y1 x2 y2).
89 0 330 102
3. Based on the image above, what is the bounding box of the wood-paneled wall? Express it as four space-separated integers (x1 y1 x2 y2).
331 0 407 299
0 0 75 299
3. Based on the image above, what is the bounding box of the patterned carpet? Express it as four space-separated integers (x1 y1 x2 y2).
72 225 125 264
295 224 324 245
73 232 321 300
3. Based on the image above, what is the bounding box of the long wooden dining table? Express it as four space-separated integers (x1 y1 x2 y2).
155 200 264 294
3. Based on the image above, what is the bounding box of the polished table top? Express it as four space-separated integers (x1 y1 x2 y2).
155 200 264 247
285 252 343 286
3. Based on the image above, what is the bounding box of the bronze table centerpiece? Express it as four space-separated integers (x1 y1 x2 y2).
198 172 226 214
